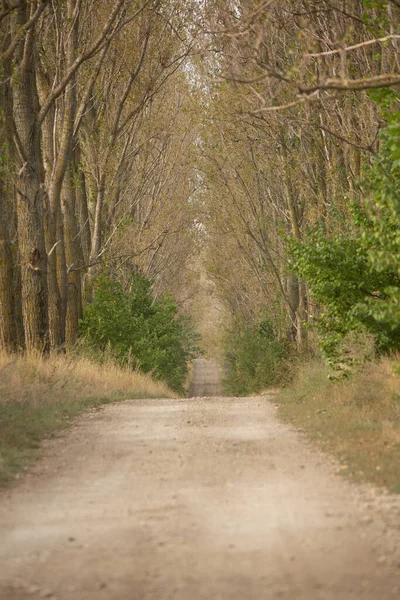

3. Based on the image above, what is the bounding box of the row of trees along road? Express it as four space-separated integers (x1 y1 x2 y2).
1 0 400 386
0 0 203 354
197 0 400 386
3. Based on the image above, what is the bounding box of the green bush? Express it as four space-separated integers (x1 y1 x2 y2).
223 314 289 396
79 273 200 393
289 90 400 366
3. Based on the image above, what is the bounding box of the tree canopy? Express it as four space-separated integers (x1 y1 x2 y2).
1 0 400 390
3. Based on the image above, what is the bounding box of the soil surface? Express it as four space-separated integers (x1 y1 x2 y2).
1 395 400 600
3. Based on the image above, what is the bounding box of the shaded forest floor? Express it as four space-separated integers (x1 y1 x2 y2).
274 358 400 493
0 354 174 486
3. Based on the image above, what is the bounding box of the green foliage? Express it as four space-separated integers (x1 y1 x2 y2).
361 1 392 31
223 314 289 395
79 273 200 393
289 91 400 366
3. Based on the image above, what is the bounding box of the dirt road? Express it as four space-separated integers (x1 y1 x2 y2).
1 396 400 600
189 358 221 396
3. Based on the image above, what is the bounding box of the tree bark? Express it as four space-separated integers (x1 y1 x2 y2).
12 2 49 353
45 0 79 349
63 162 84 346
74 143 91 265
0 185 17 352
0 51 17 352
88 173 106 279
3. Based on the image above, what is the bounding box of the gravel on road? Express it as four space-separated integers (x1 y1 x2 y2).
0 395 400 600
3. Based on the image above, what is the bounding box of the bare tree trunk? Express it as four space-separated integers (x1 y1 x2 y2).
63 162 84 345
0 54 17 352
0 187 17 352
12 2 49 353
57 212 68 345
45 0 79 349
36 63 63 348
46 212 64 348
88 174 106 278
13 235 26 350
74 144 91 265
280 129 303 346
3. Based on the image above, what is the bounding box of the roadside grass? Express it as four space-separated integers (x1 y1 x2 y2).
274 358 400 493
0 353 174 486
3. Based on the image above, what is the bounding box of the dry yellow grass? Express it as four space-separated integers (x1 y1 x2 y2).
0 353 175 485
276 357 400 493
0 353 174 403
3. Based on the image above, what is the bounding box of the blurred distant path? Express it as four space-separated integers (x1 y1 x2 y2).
189 358 221 396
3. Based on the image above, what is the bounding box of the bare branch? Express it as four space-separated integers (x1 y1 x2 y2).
37 0 126 127
304 121 377 153
306 35 400 58
300 73 400 93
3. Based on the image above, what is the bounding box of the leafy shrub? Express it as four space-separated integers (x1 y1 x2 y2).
223 314 290 395
289 90 400 367
79 273 200 393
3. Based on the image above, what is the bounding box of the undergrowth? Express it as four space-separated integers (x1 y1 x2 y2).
222 313 292 395
79 272 200 394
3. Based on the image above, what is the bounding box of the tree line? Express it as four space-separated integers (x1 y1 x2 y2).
0 0 201 357
198 0 400 389
2 0 400 393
